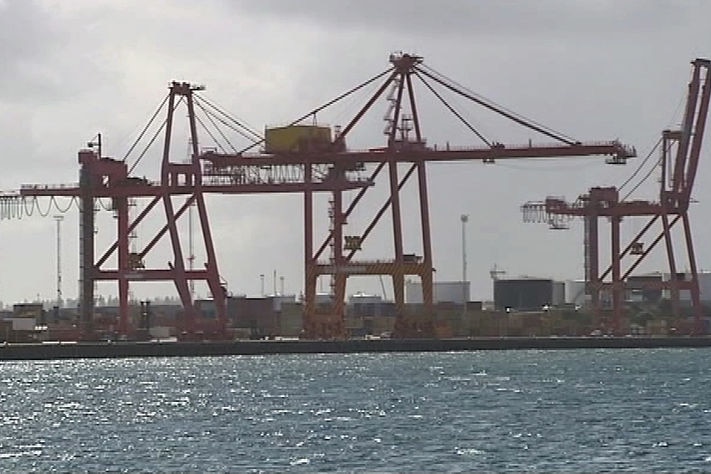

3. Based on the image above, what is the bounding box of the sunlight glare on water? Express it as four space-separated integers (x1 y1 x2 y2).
1 348 711 472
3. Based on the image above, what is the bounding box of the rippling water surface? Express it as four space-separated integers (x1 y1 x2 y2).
2 348 711 472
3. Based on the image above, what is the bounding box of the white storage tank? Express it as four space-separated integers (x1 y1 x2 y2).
435 281 470 304
662 271 711 304
565 280 587 306
405 280 470 304
270 295 296 312
405 280 424 304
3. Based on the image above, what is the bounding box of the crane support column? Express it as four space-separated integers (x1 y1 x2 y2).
417 160 434 319
682 213 703 333
78 152 96 336
303 162 316 337
331 172 347 338
661 212 680 318
117 194 130 335
161 83 196 335
584 209 600 326
388 156 407 333
610 215 622 335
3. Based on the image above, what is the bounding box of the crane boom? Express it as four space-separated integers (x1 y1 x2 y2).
200 140 634 167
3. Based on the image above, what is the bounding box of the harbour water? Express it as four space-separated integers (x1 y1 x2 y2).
2 348 711 472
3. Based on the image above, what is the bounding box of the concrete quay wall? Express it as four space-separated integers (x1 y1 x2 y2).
1 337 711 360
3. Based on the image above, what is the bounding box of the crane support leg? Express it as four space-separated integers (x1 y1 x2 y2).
79 163 95 337
117 196 130 335
682 213 703 334
611 216 622 335
417 160 434 319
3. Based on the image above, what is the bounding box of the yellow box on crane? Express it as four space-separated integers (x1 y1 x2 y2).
264 125 332 153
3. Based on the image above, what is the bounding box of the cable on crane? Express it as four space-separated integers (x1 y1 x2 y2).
122 94 170 162
194 113 229 154
416 64 578 145
418 62 579 143
53 196 78 214
193 93 263 142
195 98 256 144
193 98 253 150
0 196 19 220
1 198 10 220
617 136 663 195
127 96 185 175
9 198 22 219
37 197 53 216
0 195 76 220
96 197 114 211
331 74 383 128
23 196 38 217
27 196 52 217
13 198 23 219
237 67 396 154
616 73 694 200
21 197 35 217
622 153 663 201
412 70 491 147
666 84 689 131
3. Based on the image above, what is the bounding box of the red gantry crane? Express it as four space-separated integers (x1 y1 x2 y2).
14 82 370 340
523 58 711 335
3 53 635 340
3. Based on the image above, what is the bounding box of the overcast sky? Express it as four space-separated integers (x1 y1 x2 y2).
1 0 711 307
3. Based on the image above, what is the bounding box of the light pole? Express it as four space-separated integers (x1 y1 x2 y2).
54 215 64 308
260 274 265 297
461 214 468 315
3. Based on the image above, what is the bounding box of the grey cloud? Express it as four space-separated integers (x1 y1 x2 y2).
230 0 698 38
0 1 53 60
0 1 112 103
0 1 60 98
